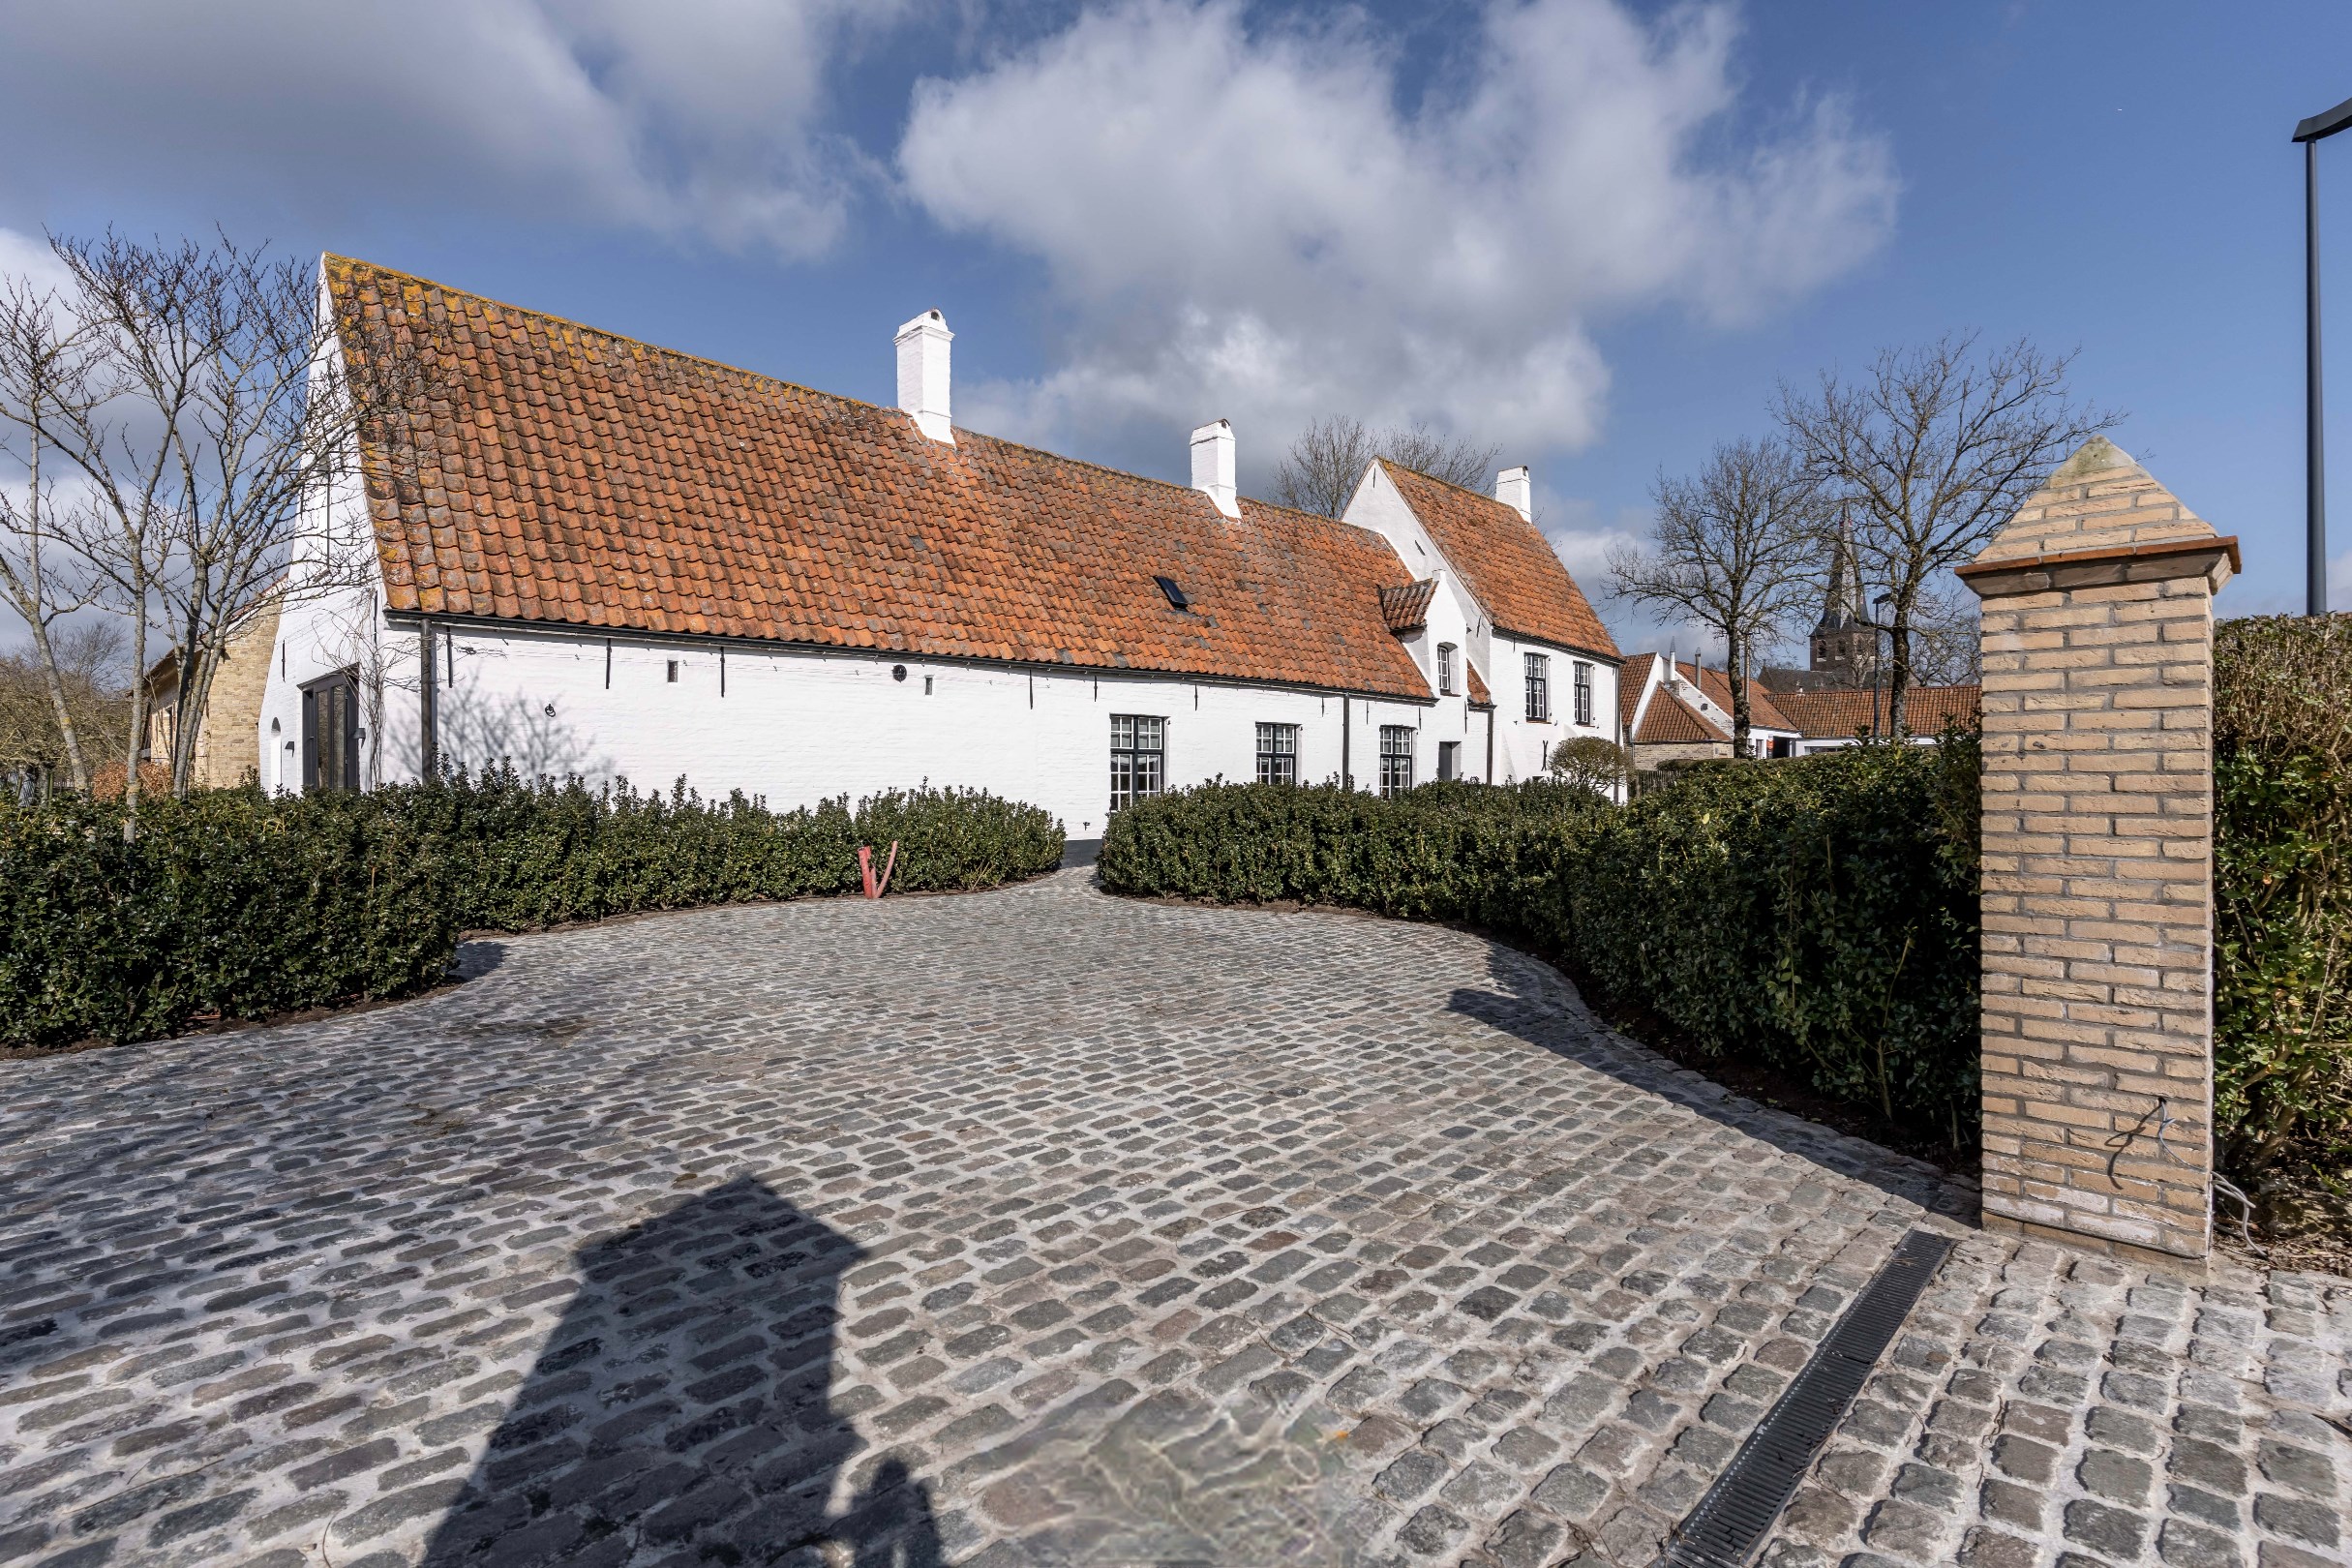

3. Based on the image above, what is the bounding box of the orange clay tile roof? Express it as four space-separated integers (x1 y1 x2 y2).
1775 685 1981 739
1378 578 1437 632
1465 661 1493 709
1618 651 1658 733
1378 462 1618 659
1633 684 1728 745
328 256 1432 700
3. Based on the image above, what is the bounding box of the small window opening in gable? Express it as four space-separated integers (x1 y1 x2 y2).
1155 575 1191 611
666 659 679 683
1436 643 1458 696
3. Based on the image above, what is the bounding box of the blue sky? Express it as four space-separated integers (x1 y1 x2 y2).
3 0 2346 654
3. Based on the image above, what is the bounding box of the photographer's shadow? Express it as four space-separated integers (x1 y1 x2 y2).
423 1176 941 1568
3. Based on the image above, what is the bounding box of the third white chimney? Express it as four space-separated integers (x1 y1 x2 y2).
895 310 953 443
1495 465 1531 520
1191 419 1238 518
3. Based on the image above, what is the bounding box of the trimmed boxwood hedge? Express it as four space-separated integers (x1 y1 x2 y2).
2214 614 2352 1174
1101 743 1982 1143
1 769 1064 1052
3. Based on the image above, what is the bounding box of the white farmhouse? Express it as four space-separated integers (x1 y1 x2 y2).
260 258 1621 843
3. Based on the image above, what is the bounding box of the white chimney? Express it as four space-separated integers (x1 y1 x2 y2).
1495 465 1531 520
894 310 953 443
1191 418 1238 518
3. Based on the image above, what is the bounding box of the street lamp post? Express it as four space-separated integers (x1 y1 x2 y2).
2294 94 2352 618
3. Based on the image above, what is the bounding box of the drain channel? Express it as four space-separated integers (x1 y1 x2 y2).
1662 1228 1957 1568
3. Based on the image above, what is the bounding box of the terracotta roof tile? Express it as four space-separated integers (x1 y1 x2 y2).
1775 684 1981 739
1378 577 1438 633
1619 651 1657 732
1380 462 1617 658
1465 661 1493 709
330 257 1432 700
1633 685 1727 745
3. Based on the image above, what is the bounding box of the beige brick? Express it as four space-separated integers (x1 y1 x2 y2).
1963 437 2222 1261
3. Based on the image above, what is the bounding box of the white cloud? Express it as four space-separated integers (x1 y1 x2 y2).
901 0 1895 473
0 0 900 258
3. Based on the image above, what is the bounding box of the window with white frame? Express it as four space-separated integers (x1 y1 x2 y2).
1378 725 1414 797
1435 643 1457 696
1110 714 1165 811
1573 660 1594 726
1255 722 1298 785
1524 651 1551 723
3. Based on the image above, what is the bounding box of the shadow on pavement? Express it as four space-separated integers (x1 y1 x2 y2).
422 1176 942 1567
1447 945 1970 1218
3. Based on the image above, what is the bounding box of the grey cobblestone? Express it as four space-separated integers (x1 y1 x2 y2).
3 870 2345 1566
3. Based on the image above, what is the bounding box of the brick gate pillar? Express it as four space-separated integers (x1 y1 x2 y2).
1956 437 2239 1262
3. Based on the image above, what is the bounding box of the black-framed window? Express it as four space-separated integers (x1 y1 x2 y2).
1110 714 1165 811
1436 643 1457 696
1378 725 1414 798
301 668 360 793
1524 651 1551 723
1573 660 1594 726
1255 721 1298 785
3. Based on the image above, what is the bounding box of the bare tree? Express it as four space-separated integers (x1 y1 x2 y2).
0 623 130 794
1777 333 2117 732
0 230 428 813
1274 415 1501 518
0 276 101 789
1609 438 1821 757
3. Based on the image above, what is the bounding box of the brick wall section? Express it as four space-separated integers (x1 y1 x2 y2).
195 602 280 788
1959 438 2239 1262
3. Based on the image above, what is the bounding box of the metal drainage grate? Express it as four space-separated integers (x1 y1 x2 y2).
1661 1227 1957 1568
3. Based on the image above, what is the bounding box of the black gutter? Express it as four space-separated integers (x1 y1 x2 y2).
379 609 1440 709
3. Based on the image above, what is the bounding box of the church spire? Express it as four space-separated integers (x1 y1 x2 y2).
1817 508 1866 633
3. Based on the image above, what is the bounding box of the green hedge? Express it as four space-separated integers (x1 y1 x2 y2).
1101 744 1981 1139
2215 615 2352 1173
1 770 1064 1051
1 790 457 1051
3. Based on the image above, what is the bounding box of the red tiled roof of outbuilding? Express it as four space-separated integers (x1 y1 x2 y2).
1632 685 1729 745
1775 684 1981 739
1379 462 1619 659
326 256 1433 700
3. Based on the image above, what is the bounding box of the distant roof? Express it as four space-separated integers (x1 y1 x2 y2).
1775 684 1982 739
326 256 1433 700
1674 660 1795 734
1379 462 1618 659
1633 684 1728 745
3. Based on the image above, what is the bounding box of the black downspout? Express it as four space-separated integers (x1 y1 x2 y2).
1486 706 1495 784
1342 698 1352 791
418 616 437 783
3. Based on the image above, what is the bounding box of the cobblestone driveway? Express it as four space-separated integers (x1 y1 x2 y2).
4 871 2347 1568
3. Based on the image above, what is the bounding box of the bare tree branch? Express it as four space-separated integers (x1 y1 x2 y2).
1776 333 2117 731
1609 437 1821 756
1274 415 1500 518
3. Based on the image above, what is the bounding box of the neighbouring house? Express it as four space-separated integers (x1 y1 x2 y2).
1618 653 1799 769
261 258 1622 836
1619 649 1979 769
141 599 284 789
1770 684 1982 752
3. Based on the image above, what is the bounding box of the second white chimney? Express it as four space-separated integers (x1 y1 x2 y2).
1191 419 1238 518
1495 465 1531 520
895 310 953 443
